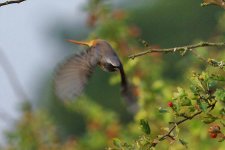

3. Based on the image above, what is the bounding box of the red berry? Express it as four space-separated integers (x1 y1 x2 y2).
210 133 217 138
168 102 173 107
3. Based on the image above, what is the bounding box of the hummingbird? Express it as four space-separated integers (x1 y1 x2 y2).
54 39 137 110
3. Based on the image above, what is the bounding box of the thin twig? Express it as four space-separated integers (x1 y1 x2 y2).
152 102 217 147
158 111 202 141
129 42 225 59
201 0 225 9
0 48 28 101
0 0 26 7
192 50 225 68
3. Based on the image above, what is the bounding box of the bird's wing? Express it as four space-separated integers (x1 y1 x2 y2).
54 51 96 101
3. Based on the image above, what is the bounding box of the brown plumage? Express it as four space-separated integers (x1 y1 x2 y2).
54 39 136 109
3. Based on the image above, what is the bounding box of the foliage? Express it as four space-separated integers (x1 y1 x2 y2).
109 71 225 149
2 0 225 150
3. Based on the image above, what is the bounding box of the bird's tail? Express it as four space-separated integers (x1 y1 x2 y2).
119 65 138 113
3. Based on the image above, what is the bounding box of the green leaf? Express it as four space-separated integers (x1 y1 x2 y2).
113 138 122 148
220 121 225 127
174 87 186 99
179 139 188 148
178 107 190 116
219 108 225 116
180 97 192 106
207 81 217 90
177 87 186 97
202 118 215 124
214 89 225 102
197 99 207 112
190 85 200 95
158 107 168 113
140 119 151 135
202 114 217 124
175 124 180 136
211 74 225 81
218 137 225 142
188 106 196 112
179 106 195 115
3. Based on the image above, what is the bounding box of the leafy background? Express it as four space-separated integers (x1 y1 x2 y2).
1 0 225 149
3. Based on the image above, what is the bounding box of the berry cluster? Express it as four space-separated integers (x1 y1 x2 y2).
208 125 221 139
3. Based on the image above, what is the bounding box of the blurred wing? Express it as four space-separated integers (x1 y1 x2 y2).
54 51 96 101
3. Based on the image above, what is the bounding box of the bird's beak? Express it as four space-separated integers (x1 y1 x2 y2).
67 39 95 47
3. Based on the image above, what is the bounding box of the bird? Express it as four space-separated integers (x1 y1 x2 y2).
54 39 137 109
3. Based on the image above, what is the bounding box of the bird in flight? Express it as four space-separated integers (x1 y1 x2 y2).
54 39 137 110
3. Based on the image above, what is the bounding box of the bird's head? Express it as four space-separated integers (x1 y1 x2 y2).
67 39 121 69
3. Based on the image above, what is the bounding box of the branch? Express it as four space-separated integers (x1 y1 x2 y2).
151 102 217 147
201 0 225 9
0 48 28 101
128 42 225 59
0 0 26 7
191 51 225 69
158 111 202 141
207 58 225 68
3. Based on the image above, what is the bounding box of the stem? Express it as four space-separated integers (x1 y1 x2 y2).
0 0 26 7
129 42 225 59
0 48 28 101
159 110 202 141
152 102 216 147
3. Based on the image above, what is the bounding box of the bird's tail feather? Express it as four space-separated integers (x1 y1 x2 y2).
119 65 139 113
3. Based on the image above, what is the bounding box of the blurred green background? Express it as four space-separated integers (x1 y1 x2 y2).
1 0 225 149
